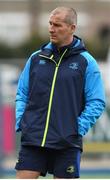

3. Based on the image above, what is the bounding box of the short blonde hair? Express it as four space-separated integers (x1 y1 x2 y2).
51 7 77 25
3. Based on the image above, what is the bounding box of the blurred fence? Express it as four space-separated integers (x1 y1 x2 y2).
0 63 20 178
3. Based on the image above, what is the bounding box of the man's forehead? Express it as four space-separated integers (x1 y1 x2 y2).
49 13 66 22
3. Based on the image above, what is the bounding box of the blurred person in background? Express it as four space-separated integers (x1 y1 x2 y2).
15 6 105 179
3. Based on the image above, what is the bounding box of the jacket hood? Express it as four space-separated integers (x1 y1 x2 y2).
40 35 86 58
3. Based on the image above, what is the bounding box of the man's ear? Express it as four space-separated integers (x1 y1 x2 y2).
71 24 76 34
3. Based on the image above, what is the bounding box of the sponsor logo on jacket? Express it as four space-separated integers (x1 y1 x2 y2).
69 62 78 70
39 60 46 65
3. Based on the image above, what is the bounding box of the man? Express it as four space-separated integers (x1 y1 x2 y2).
15 7 105 179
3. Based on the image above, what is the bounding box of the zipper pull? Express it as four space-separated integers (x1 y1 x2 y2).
50 54 54 60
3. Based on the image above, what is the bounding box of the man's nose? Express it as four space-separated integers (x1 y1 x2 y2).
49 25 54 33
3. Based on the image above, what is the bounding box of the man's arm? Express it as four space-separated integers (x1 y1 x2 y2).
15 57 31 132
78 52 106 136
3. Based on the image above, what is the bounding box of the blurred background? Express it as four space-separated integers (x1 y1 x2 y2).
0 0 110 179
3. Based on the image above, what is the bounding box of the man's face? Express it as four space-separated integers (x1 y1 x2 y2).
48 12 75 47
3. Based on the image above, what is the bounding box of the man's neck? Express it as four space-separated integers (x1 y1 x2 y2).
57 37 74 49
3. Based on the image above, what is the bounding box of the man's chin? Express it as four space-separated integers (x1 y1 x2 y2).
50 38 57 44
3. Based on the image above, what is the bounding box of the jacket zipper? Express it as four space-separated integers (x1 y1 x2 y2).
39 54 57 66
39 49 68 147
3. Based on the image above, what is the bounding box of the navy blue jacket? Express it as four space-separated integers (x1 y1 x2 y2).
16 36 105 150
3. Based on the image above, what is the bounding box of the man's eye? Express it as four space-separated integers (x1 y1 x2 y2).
49 22 52 25
55 24 61 27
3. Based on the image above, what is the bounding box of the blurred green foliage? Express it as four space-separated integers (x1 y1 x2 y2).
85 38 109 61
0 34 109 62
19 34 48 58
0 34 48 59
85 26 110 61
0 43 14 58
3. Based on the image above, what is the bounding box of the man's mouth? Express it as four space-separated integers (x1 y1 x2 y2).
50 35 57 39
